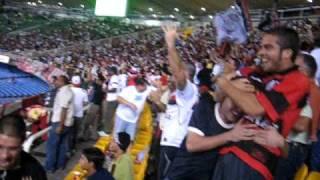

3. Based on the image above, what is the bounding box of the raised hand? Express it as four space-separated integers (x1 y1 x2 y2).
161 22 178 49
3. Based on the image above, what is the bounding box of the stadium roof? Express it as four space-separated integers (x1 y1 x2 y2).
10 0 320 15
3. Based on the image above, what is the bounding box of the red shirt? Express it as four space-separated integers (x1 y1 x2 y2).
221 66 310 180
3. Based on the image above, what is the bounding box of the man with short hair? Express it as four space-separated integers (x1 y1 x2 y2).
0 115 47 179
213 27 311 179
157 24 199 180
103 66 120 134
46 75 74 172
70 75 88 151
108 132 134 180
79 147 114 180
114 77 153 141
81 74 105 141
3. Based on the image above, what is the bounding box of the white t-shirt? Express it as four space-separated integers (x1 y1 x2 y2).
71 86 88 118
160 80 199 147
106 75 119 102
51 85 74 127
287 104 312 145
311 48 320 83
118 74 128 91
115 86 153 123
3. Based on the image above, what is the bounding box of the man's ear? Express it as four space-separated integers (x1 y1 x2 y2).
281 49 293 62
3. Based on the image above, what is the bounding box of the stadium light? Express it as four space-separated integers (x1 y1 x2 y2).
169 14 175 18
152 14 157 18
307 0 313 2
95 0 127 17
58 2 63 6
231 5 235 9
174 8 179 12
27 2 31 5
208 15 213 19
201 7 206 12
38 0 42 4
189 15 194 19
148 7 153 12
31 2 37 6
80 4 85 8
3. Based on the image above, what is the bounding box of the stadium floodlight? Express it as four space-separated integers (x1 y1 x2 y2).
169 14 175 19
148 7 153 12
152 14 157 18
231 5 235 9
174 8 179 12
307 0 313 2
38 0 42 4
80 4 85 8
27 2 31 5
201 7 206 12
31 2 37 6
95 0 127 17
208 15 213 19
189 15 194 19
58 2 63 6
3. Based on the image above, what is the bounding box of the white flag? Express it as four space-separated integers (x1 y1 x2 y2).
214 4 247 45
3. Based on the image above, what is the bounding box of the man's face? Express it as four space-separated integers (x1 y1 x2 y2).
220 97 243 124
258 34 282 73
136 84 146 92
55 76 65 88
79 154 91 170
0 135 22 170
108 140 120 154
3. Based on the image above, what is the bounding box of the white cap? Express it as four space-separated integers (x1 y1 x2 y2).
71 76 81 85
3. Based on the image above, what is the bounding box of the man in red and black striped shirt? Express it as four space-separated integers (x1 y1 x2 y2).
212 27 310 180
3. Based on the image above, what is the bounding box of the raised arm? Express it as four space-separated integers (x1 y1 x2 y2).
162 24 188 90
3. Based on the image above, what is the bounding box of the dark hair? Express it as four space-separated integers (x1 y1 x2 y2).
135 77 146 86
314 37 320 48
299 53 317 78
82 147 105 169
0 115 26 142
185 62 196 80
59 75 69 85
108 66 118 75
265 26 300 62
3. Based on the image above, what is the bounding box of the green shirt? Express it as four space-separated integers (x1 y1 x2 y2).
113 153 134 180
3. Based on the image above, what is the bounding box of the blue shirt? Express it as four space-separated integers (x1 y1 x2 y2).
88 168 114 180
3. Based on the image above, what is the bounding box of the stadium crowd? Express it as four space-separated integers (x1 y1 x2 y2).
1 6 320 180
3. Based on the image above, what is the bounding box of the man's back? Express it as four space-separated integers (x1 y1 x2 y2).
71 86 88 118
88 168 114 180
113 153 134 180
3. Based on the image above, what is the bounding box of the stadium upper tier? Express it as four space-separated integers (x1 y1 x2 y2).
0 14 148 52
0 63 50 104
9 0 320 15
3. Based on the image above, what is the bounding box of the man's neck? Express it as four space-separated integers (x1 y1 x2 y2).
87 167 97 177
114 151 124 160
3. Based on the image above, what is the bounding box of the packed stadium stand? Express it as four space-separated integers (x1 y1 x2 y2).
0 0 320 180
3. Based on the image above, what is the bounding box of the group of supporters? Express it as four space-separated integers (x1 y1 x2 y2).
1 6 320 179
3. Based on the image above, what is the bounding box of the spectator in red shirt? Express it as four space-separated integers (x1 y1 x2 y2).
213 27 310 180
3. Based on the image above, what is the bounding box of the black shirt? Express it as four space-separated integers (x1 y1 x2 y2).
88 168 114 180
91 82 104 106
166 93 231 179
1 151 47 180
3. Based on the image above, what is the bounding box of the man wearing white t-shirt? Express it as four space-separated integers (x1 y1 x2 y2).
102 67 120 134
46 75 74 172
156 24 199 179
311 38 320 85
70 76 88 151
114 78 153 141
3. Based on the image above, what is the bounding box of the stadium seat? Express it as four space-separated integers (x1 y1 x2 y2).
294 164 308 180
306 171 320 180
